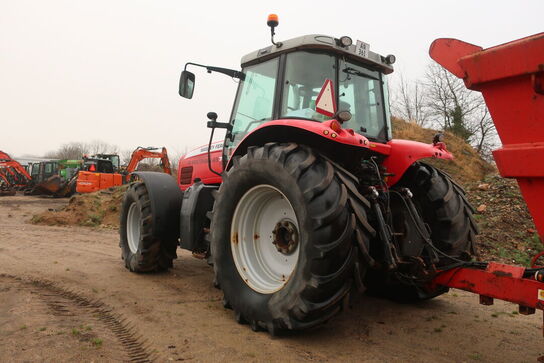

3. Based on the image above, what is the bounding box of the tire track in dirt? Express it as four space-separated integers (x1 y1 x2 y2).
0 273 157 363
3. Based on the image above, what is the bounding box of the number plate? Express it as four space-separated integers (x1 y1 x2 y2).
355 40 370 58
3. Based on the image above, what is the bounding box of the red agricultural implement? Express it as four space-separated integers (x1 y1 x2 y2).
429 33 544 345
116 15 543 355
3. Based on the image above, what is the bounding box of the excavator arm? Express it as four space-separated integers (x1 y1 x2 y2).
0 151 32 194
125 147 172 182
0 151 32 183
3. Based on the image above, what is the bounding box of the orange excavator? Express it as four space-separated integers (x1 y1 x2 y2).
123 146 172 183
76 147 172 193
0 151 32 196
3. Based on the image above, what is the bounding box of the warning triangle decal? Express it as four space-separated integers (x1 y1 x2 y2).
315 79 336 118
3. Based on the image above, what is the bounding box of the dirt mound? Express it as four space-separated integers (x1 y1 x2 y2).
392 117 495 183
31 185 128 228
465 176 542 266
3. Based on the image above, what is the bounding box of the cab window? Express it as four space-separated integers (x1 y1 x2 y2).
230 58 279 143
281 52 335 121
339 61 386 140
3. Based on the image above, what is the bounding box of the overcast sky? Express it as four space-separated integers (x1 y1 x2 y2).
1 0 542 159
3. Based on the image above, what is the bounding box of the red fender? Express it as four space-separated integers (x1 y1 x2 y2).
226 119 371 169
382 139 453 186
179 119 453 190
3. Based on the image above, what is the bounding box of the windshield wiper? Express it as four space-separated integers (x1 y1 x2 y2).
342 67 379 81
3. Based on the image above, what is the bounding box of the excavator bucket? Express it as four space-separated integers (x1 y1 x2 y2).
430 33 544 242
28 175 63 196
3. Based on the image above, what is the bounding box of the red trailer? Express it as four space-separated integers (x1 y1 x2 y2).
429 33 544 352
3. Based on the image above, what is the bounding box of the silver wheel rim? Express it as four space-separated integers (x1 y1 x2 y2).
231 184 300 294
127 202 141 254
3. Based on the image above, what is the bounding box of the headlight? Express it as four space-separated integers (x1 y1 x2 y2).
339 36 353 47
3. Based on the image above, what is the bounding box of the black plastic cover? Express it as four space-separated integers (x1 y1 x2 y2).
180 181 217 251
131 172 182 244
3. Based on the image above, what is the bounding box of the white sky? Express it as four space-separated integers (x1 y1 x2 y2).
1 0 542 158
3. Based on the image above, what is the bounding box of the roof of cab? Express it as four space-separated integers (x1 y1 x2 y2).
241 34 394 74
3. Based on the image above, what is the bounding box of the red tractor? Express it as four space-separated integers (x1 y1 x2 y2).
119 17 543 338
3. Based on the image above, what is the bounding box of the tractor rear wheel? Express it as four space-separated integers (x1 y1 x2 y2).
119 182 177 272
211 143 373 334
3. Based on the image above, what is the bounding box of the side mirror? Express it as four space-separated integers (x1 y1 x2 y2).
179 71 195 99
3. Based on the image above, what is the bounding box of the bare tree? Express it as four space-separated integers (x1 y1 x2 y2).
44 140 119 160
425 62 485 142
469 107 499 159
44 142 87 159
390 74 430 126
120 149 134 166
389 62 498 158
86 140 118 155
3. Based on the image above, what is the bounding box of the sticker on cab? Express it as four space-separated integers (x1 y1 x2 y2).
539 289 544 301
355 40 370 58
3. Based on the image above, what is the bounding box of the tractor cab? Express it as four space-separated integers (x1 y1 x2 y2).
180 29 396 162
30 161 59 184
229 35 394 146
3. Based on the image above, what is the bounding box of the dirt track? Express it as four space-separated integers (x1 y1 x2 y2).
1 195 542 362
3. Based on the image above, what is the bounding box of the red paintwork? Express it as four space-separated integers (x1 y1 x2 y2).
248 119 372 148
181 119 454 189
225 119 453 180
382 139 453 186
430 33 544 241
178 141 223 190
430 34 544 345
431 263 543 310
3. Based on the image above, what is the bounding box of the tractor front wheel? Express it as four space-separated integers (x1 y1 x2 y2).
119 182 177 272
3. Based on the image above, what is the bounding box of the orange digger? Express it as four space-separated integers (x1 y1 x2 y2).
76 147 172 193
0 150 32 196
123 147 172 183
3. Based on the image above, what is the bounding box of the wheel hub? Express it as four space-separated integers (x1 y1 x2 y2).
126 202 141 254
230 184 300 294
272 220 298 255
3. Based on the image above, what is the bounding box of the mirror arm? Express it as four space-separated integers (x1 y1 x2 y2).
207 120 233 131
184 62 245 80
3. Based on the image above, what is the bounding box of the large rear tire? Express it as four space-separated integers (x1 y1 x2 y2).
211 143 373 333
119 182 177 272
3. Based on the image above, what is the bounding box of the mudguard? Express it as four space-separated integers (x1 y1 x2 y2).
382 139 453 186
226 119 371 170
131 171 182 243
226 120 453 188
179 181 217 251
